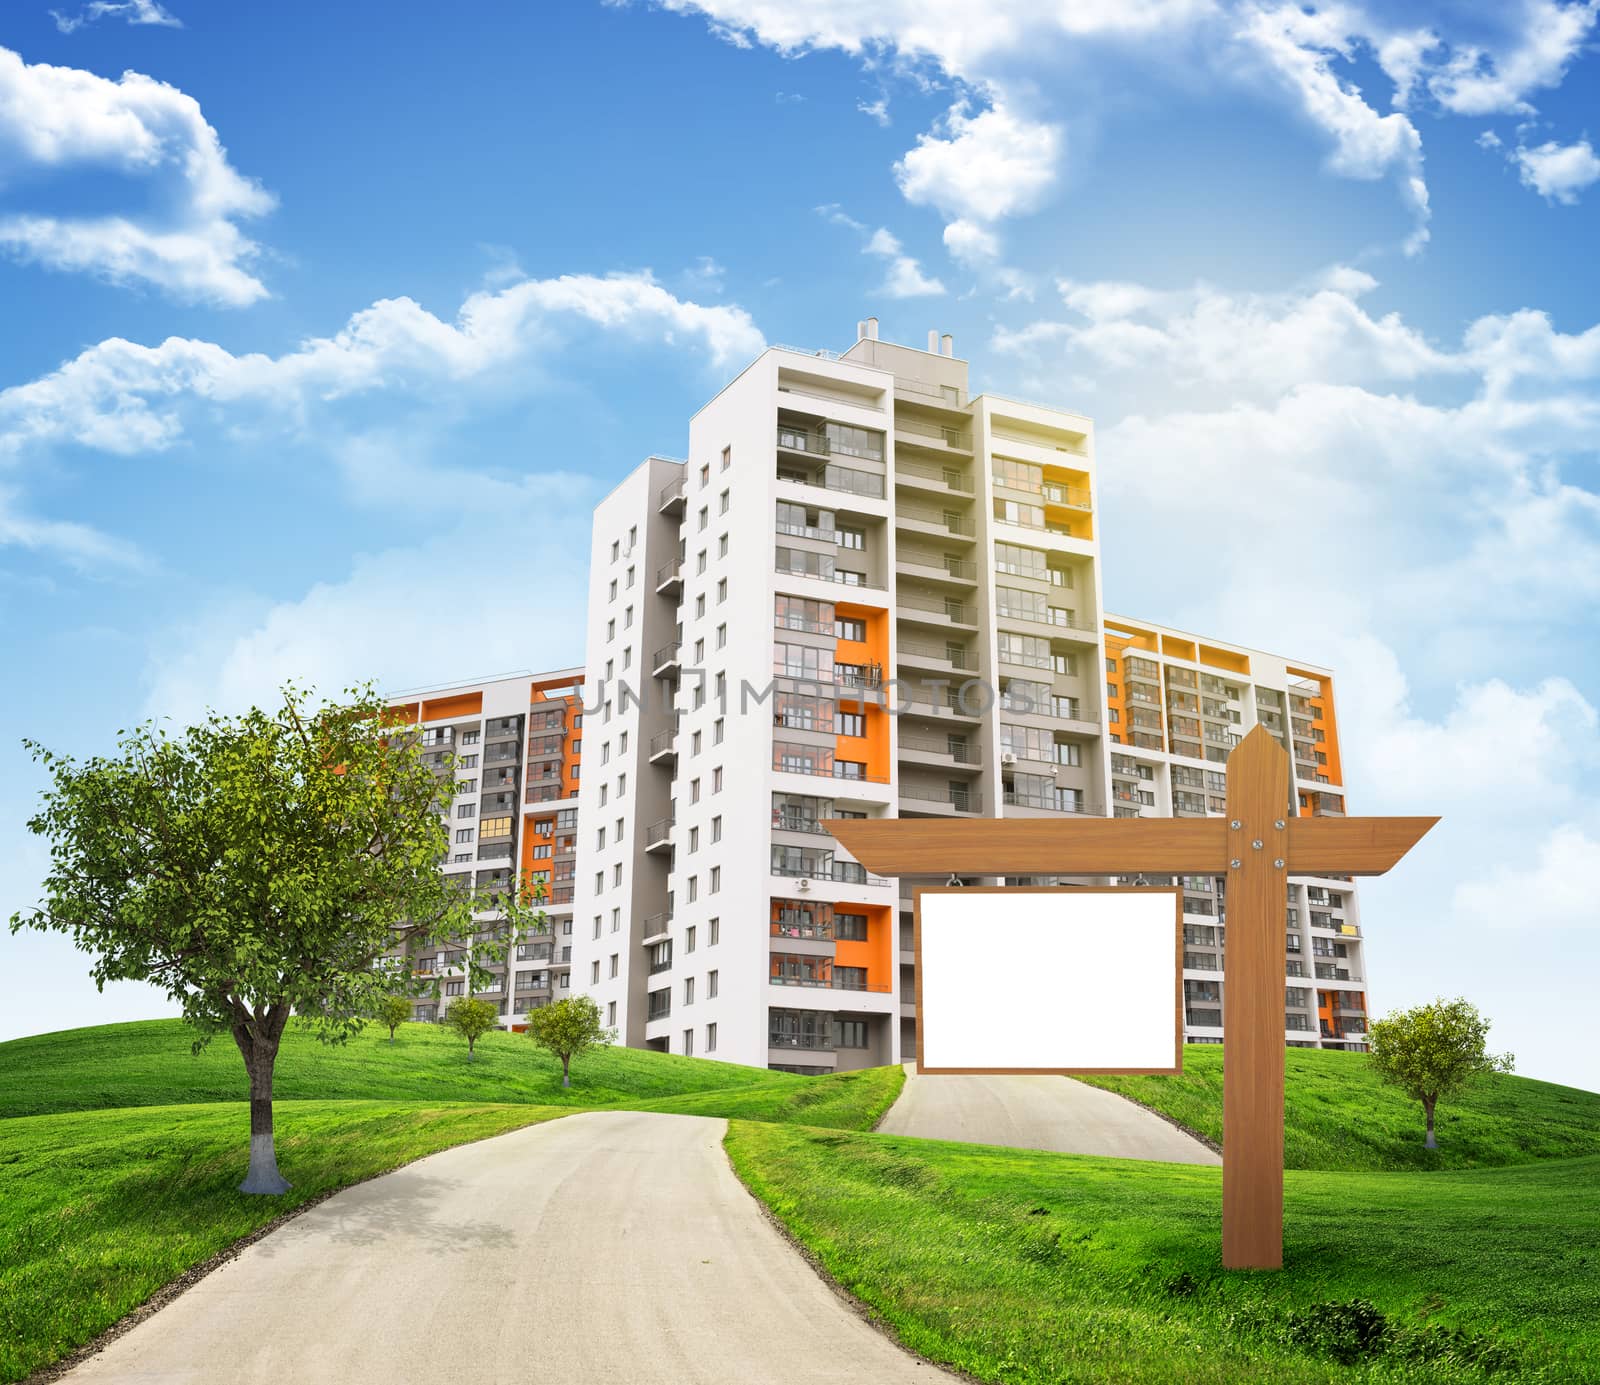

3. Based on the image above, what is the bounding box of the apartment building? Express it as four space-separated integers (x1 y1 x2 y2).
1102 618 1368 1051
386 670 584 1027
567 320 1372 1071
571 321 1125 1072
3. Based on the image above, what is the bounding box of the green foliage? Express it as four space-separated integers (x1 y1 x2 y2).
11 682 545 1049
524 995 615 1085
374 995 411 1041
726 1122 1600 1383
1076 1043 1593 1171
0 1101 563 1383
1368 998 1514 1146
442 998 499 1059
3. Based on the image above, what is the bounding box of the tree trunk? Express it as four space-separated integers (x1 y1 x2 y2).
233 1007 292 1195
1423 1096 1437 1150
468 1035 476 1062
562 1054 571 1089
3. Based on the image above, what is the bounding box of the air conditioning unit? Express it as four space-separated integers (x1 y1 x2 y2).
796 878 811 892
1000 751 1017 766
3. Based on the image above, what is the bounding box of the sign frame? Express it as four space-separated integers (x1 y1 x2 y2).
913 884 1185 1077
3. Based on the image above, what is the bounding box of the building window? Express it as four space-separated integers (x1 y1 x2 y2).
711 815 722 843
721 445 731 470
590 961 600 984
455 828 474 843
836 912 868 941
719 489 730 514
689 826 700 853
710 866 720 893
683 1028 694 1056
707 1022 717 1051
684 976 695 1005
835 710 866 737
835 617 866 641
713 717 724 744
609 953 619 978
835 526 865 550
608 1000 616 1027
686 925 696 953
707 969 718 998
457 803 476 819
719 534 729 558
835 1019 868 1048
716 623 727 649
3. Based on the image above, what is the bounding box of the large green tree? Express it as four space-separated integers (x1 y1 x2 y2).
11 683 544 1194
525 995 616 1088
1368 997 1514 1149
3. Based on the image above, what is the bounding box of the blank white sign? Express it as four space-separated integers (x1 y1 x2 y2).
917 888 1181 1074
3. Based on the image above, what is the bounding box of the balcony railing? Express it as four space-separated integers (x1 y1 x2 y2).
771 859 891 887
898 736 980 764
897 641 978 670
652 642 681 674
898 552 978 581
896 415 971 450
895 507 976 536
649 729 677 759
770 975 892 993
658 477 686 510
768 1031 834 1051
772 812 831 834
896 460 974 493
770 920 833 941
655 560 683 590
1041 482 1092 510
777 461 886 499
642 912 672 938
897 592 974 624
900 784 981 812
644 817 674 848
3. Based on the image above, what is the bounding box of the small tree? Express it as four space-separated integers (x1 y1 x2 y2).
526 995 615 1088
376 995 412 1043
1368 997 1514 1149
12 683 543 1194
444 997 499 1061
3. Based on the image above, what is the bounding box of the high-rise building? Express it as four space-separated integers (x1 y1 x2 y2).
1101 617 1367 1050
568 320 1370 1071
386 670 584 1026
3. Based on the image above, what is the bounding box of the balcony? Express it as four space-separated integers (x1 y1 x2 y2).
896 640 978 672
768 1031 834 1051
658 476 687 513
896 414 971 452
770 974 892 994
776 459 886 500
895 506 977 539
644 817 674 853
771 856 891 887
896 592 976 628
896 459 975 495
655 559 683 595
1041 481 1092 510
898 735 981 766
642 912 672 941
651 642 681 677
649 729 677 764
772 811 832 835
770 919 834 941
896 551 978 584
900 784 982 814
647 992 672 1022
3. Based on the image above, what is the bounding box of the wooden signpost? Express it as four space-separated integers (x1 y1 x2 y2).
827 725 1436 1270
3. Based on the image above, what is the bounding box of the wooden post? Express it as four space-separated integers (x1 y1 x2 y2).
1221 729 1291 1270
824 732 1437 1273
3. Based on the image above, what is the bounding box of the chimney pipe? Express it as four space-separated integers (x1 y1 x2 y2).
928 330 939 352
857 320 867 341
941 333 954 357
866 316 879 340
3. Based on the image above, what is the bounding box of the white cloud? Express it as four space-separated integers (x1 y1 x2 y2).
50 1 182 33
0 483 145 571
1239 4 1431 253
895 98 1061 223
1454 825 1600 930
857 95 890 126
1513 138 1600 203
0 272 765 457
942 217 999 265
1428 0 1599 116
863 226 945 298
1477 129 1504 149
649 2 1600 258
0 46 273 305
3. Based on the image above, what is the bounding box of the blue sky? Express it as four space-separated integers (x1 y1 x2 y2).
1 0 1596 1087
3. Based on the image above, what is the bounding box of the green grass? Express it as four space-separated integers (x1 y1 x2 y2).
0 1018 905 1382
1076 1045 1600 1171
0 1099 564 1384
727 1121 1600 1384
0 1017 800 1118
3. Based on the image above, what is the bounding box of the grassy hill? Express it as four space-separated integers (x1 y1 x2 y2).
0 1018 906 1382
1076 1043 1600 1171
0 1017 796 1118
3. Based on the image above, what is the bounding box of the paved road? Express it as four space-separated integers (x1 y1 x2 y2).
878 1066 1221 1164
65 1111 952 1385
